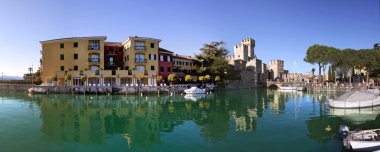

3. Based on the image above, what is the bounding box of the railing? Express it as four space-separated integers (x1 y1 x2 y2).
88 45 100 50
88 58 100 63
135 58 147 63
135 46 146 50
107 52 117 56
106 61 117 66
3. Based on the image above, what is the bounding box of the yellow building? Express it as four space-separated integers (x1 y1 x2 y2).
122 36 160 85
40 36 159 86
172 54 197 77
40 36 106 85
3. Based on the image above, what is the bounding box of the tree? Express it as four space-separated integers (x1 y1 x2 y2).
185 75 193 83
198 76 205 82
64 74 71 85
195 41 229 79
157 76 163 83
215 76 221 82
304 44 331 83
168 74 178 84
204 75 211 82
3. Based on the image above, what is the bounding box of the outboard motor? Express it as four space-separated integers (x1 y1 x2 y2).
338 125 349 140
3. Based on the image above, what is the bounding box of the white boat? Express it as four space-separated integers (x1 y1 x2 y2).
329 91 380 108
28 87 47 94
279 85 297 90
184 87 206 94
296 86 306 91
338 125 380 151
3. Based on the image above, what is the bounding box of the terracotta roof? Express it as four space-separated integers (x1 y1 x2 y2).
172 54 195 60
40 36 107 44
159 48 173 53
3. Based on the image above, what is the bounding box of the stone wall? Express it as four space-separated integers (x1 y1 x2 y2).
0 84 35 91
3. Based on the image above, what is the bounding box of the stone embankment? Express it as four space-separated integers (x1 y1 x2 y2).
0 84 209 95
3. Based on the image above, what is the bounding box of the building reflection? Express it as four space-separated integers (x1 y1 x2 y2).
0 89 309 148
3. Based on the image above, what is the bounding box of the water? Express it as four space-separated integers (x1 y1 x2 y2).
0 89 379 152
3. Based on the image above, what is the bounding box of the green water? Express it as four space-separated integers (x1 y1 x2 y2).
0 89 379 152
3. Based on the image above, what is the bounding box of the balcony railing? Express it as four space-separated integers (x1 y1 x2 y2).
88 58 100 63
135 46 146 50
135 58 147 63
107 52 117 56
88 45 100 50
106 61 117 66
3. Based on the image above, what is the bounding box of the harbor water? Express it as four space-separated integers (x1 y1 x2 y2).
0 89 379 152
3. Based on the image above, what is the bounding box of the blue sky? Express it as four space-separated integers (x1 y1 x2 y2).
0 0 378 76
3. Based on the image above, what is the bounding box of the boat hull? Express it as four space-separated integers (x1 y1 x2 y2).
329 98 380 108
349 141 380 151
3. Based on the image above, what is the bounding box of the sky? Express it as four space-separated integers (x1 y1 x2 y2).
0 0 379 76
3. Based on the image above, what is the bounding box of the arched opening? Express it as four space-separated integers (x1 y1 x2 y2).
267 84 279 90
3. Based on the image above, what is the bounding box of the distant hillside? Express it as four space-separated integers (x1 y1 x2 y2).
1 75 23 80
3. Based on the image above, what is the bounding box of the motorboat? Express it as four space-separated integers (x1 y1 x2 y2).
296 86 306 91
184 87 206 94
338 125 380 151
329 91 380 108
28 87 47 94
279 85 297 90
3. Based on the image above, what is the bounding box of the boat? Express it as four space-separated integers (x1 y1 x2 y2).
184 87 206 94
28 87 47 94
329 91 380 108
296 86 306 91
338 125 380 151
279 85 297 90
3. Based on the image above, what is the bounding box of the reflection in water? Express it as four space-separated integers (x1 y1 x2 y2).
330 106 380 124
19 90 269 147
1 89 379 151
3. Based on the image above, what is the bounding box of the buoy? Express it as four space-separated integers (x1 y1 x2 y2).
325 125 332 131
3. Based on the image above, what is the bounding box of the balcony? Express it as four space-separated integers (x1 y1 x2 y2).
88 45 100 50
107 52 117 56
106 61 117 66
135 46 146 50
135 58 147 63
88 58 100 64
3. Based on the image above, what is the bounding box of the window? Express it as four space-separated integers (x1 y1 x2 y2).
125 66 129 70
60 66 64 71
186 62 189 66
74 65 78 71
74 53 78 59
163 56 168 61
167 67 171 72
88 40 100 50
135 65 145 71
60 43 64 48
127 55 129 60
151 66 155 71
154 54 156 60
160 55 163 61
73 42 78 48
135 54 145 63
149 54 154 60
168 56 171 62
150 43 154 48
160 66 164 72
60 54 64 60
135 41 145 50
90 65 99 71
